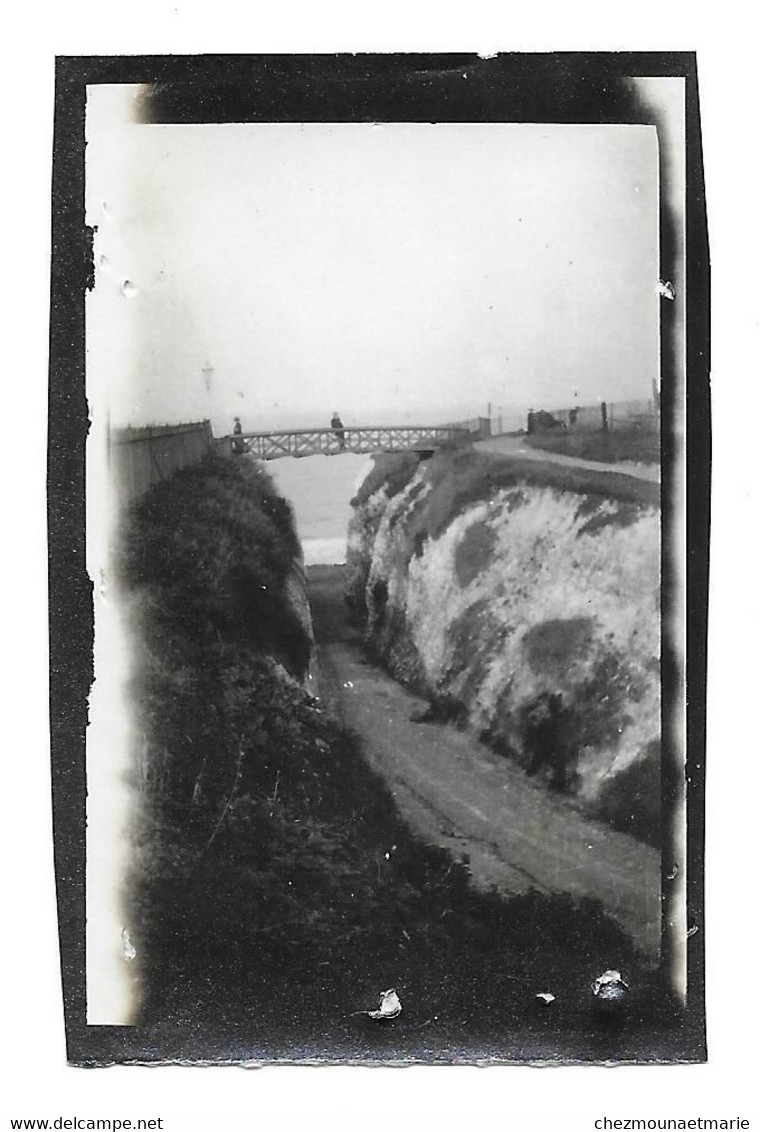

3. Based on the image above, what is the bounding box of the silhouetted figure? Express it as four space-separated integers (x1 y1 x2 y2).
232 416 246 455
524 692 575 791
331 412 346 450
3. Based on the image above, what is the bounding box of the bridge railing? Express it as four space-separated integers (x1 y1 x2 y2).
229 423 478 461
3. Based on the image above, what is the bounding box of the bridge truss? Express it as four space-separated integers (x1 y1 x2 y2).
230 424 481 461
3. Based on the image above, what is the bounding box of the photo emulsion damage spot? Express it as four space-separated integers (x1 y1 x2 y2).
48 54 708 1065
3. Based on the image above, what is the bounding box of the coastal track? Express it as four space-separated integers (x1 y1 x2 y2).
307 564 661 958
475 432 661 482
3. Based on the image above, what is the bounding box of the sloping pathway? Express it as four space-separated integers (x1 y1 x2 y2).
307 565 661 958
475 432 661 482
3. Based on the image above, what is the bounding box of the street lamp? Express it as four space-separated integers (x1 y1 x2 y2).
202 363 214 426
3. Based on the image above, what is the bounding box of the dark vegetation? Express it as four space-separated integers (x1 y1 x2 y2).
350 449 421 507
120 456 674 1061
525 424 660 467
590 740 662 848
454 518 498 586
118 453 309 674
475 631 661 848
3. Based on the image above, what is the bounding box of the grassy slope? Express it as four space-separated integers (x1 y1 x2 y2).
120 454 677 1062
525 426 661 466
415 447 660 526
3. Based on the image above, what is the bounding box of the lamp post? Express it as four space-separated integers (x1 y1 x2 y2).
202 362 214 428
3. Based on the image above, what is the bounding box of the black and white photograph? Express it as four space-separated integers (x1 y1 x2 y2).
47 53 708 1068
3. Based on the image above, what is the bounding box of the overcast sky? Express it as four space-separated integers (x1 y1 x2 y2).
86 90 660 433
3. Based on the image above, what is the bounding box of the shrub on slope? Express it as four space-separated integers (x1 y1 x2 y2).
119 455 308 672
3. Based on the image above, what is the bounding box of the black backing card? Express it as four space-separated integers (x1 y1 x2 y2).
49 51 709 1066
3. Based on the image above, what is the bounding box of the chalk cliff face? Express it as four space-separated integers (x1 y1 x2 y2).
346 449 661 845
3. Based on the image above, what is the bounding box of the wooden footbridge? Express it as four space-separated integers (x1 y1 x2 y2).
225 418 492 461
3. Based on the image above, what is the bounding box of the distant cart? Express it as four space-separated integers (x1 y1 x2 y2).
527 410 567 434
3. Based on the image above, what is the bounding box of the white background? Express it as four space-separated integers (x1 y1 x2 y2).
2 5 758 1130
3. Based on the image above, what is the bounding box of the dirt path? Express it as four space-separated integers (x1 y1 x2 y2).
475 432 660 482
307 565 661 958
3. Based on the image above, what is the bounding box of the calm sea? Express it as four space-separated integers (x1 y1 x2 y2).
265 453 374 565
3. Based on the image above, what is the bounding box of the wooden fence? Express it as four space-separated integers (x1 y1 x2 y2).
540 399 658 432
109 421 212 504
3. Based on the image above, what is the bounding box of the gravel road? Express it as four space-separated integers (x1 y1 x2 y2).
307 564 661 958
475 432 661 482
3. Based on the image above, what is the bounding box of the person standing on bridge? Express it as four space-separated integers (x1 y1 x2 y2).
232 416 246 456
331 411 346 451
